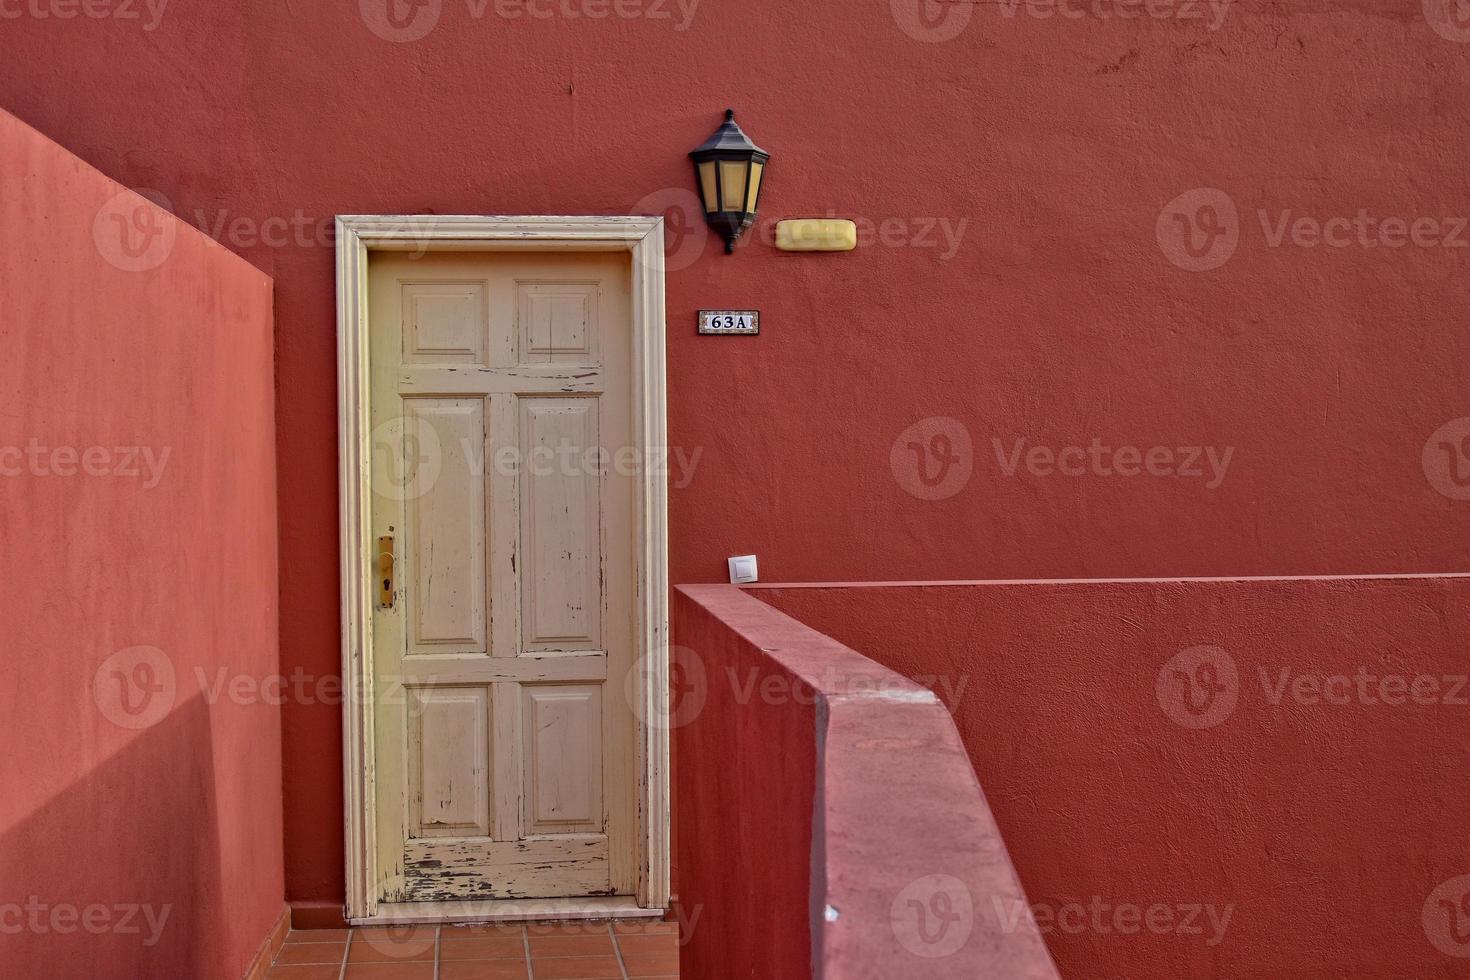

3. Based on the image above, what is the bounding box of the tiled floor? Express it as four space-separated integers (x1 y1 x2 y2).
267 920 680 979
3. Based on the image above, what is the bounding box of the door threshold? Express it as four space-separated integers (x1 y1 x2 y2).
353 896 663 926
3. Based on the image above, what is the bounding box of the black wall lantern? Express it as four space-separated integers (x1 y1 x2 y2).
689 109 769 254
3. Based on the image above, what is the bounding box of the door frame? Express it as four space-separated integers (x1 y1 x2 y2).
335 215 669 922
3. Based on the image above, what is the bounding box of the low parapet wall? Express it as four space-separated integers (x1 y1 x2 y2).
673 583 1060 979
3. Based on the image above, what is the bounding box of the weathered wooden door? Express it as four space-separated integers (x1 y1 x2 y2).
366 250 636 903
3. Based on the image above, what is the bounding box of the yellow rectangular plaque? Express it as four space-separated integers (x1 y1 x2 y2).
775 219 858 252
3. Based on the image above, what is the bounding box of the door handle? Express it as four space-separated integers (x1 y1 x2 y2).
377 535 395 608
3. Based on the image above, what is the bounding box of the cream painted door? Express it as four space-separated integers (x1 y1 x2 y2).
367 250 636 903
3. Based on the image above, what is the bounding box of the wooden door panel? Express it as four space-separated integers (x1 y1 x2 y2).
404 398 488 655
408 687 491 839
519 397 601 652
517 280 599 364
523 684 604 836
402 280 490 365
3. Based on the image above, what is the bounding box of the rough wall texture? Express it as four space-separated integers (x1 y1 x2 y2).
672 587 818 978
760 578 1470 980
0 108 282 978
0 4 1463 901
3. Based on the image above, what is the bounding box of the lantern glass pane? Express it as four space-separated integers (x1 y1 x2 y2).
720 160 749 211
698 161 719 214
745 161 764 213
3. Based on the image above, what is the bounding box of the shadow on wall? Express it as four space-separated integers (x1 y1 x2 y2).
758 578 1470 980
0 695 225 979
0 104 282 980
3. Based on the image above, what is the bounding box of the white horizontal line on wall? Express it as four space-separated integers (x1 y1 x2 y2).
742 572 1470 589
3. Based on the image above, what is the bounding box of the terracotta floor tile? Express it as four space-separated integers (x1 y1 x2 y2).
341 963 435 980
267 966 341 980
527 934 616 956
354 925 438 944
352 928 438 952
613 933 678 955
620 951 680 977
274 942 347 965
612 920 678 936
525 920 613 938
528 954 625 979
442 923 525 939
437 936 526 960
438 960 532 980
286 929 350 944
347 937 436 963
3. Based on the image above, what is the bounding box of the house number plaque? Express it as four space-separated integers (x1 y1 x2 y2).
698 310 759 335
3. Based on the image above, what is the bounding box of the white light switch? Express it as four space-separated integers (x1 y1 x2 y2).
727 555 758 585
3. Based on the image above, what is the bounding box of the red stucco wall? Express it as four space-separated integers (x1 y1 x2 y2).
759 578 1470 979
0 6 1464 905
671 587 818 978
0 109 282 978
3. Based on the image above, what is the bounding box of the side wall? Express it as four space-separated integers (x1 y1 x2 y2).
0 109 283 979
760 577 1470 980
